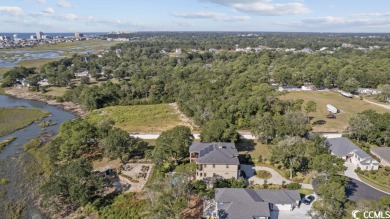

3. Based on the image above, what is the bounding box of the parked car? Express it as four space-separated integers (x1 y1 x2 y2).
303 195 315 205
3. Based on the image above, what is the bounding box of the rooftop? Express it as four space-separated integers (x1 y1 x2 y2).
327 137 371 159
190 142 239 165
370 147 390 163
214 188 300 219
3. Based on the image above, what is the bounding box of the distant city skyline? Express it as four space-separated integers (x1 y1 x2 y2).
1 0 390 32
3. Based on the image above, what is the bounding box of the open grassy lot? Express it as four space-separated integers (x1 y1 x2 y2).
0 68 11 77
86 104 190 133
283 91 389 133
0 107 50 137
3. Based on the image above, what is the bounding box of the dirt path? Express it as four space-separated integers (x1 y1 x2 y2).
5 87 86 117
363 99 390 110
169 102 199 131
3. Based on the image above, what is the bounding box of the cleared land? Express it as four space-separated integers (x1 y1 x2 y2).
283 91 389 133
0 107 50 137
86 104 191 133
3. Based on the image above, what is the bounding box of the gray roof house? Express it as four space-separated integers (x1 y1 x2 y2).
204 188 301 219
327 138 379 170
190 143 240 180
370 147 390 167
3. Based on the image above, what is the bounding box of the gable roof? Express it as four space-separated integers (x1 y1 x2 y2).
327 137 371 159
190 142 239 165
214 188 300 219
370 147 390 163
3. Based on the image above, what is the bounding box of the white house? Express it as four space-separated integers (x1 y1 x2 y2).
327 138 379 170
356 88 380 95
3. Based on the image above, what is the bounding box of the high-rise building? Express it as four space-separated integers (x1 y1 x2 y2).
13 34 18 40
30 35 37 40
36 31 44 40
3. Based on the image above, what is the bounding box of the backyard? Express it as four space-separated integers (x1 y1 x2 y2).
283 91 389 133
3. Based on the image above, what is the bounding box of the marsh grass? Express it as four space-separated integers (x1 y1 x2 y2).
0 107 50 137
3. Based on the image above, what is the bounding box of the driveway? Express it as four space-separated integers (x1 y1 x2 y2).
270 194 317 219
346 178 389 202
344 161 360 181
241 165 313 189
363 99 390 110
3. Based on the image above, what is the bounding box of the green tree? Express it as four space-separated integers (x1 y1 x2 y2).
343 78 360 93
154 126 194 164
200 119 238 142
42 159 104 213
348 114 373 141
100 128 148 162
311 154 345 179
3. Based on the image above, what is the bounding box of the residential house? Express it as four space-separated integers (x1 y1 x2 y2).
327 138 379 170
189 142 240 180
301 83 316 91
278 85 301 92
203 188 301 219
370 147 390 167
356 88 380 95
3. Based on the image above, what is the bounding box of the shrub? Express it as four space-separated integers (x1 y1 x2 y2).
385 166 390 172
256 170 272 179
286 182 301 190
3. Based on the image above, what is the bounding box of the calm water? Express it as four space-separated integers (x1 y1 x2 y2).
0 94 76 218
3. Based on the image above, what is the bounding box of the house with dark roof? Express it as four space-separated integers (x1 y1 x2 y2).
370 147 390 167
189 142 240 180
327 137 379 170
203 188 301 219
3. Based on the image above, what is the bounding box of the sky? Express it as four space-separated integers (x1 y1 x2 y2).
1 0 390 33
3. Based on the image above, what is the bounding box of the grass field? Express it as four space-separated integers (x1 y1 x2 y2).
0 107 50 137
236 139 271 162
86 104 190 133
18 58 62 69
283 91 389 133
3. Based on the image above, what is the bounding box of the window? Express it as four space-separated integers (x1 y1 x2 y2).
200 173 203 176
204 164 207 168
204 173 207 177
213 164 215 168
196 172 198 176
226 165 229 168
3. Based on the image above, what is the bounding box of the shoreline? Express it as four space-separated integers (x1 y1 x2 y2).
4 87 86 117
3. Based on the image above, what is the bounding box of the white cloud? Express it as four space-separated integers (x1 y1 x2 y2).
31 12 79 20
57 0 73 8
85 16 145 29
42 7 55 14
0 6 24 16
172 11 250 22
200 0 310 15
34 0 46 4
352 12 390 17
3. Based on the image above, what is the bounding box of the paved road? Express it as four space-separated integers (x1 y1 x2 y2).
346 178 389 202
241 165 313 189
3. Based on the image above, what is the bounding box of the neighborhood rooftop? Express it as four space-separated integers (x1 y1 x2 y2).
215 188 301 219
370 147 390 163
189 142 239 165
327 137 371 158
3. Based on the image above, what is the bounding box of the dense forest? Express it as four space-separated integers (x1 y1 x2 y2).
2 33 390 132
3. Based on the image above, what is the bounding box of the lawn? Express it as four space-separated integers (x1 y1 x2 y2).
356 166 390 193
86 104 190 133
283 91 389 133
43 87 68 97
0 107 50 137
236 139 271 162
